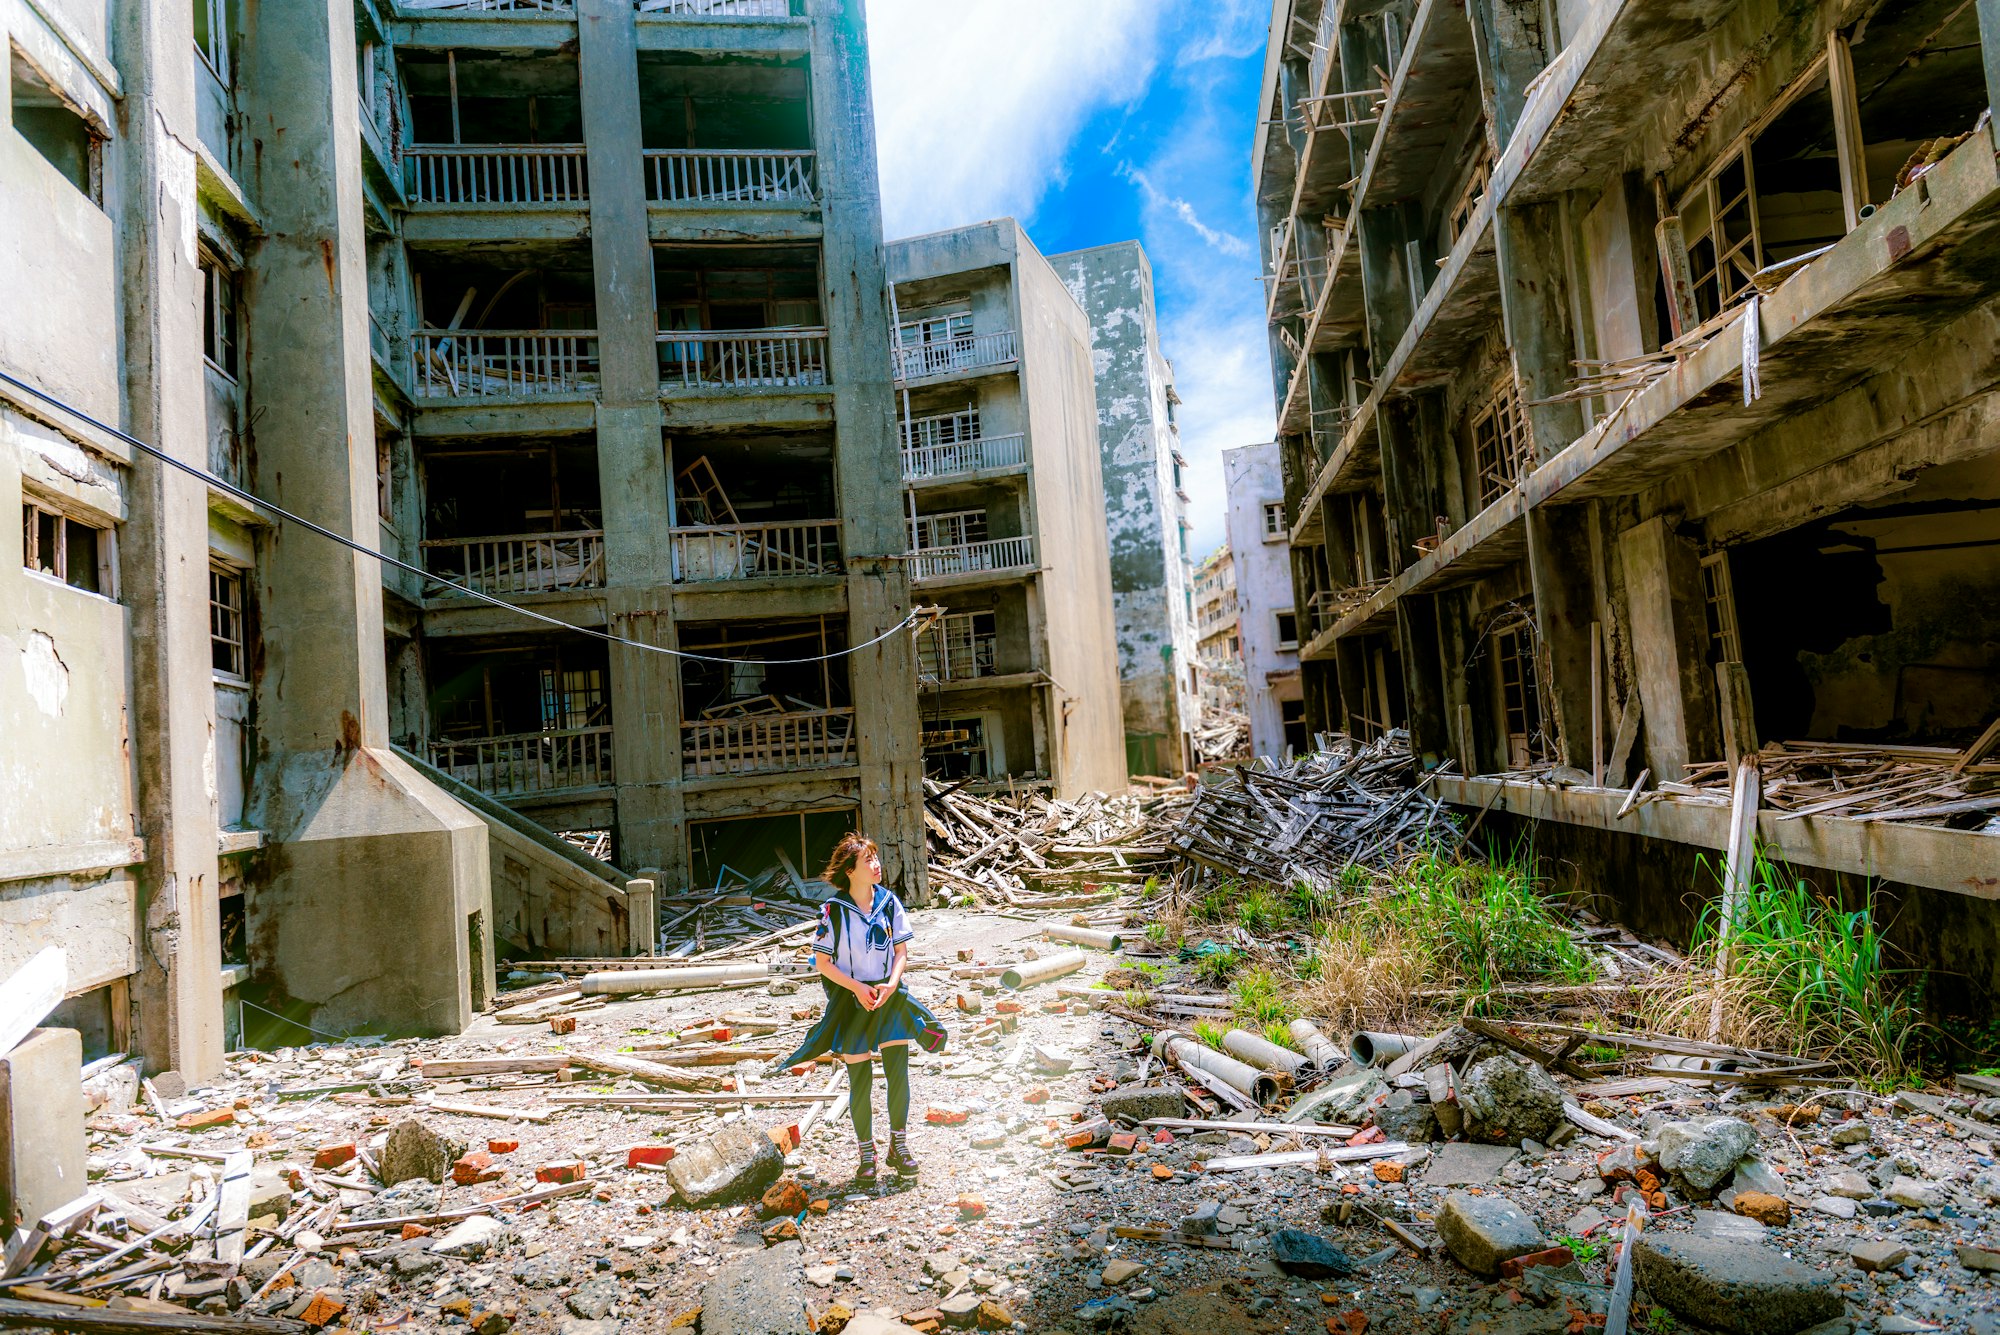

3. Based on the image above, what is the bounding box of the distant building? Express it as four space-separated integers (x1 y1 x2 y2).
887 220 1128 798
1051 242 1201 777
1193 546 1243 714
1224 443 1305 759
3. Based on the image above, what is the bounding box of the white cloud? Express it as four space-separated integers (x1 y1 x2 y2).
865 0 1164 238
1117 162 1252 258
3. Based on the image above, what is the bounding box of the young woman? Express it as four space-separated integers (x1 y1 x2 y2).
777 833 946 1187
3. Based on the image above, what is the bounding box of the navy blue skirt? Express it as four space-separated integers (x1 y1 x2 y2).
780 978 948 1063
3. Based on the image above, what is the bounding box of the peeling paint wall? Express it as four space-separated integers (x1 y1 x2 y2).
1051 242 1200 773
1223 443 1303 760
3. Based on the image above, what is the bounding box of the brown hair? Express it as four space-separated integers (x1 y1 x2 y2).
821 832 880 892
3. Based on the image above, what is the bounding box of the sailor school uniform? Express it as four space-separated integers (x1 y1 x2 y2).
780 885 947 1062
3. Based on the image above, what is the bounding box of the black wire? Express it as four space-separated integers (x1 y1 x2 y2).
0 369 917 666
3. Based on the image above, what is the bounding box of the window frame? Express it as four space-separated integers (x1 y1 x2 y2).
22 497 114 597
209 562 249 683
1469 373 1531 507
1262 501 1287 540
201 252 242 380
194 0 232 86
1275 608 1299 651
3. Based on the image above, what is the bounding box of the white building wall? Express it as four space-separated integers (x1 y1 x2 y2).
1223 442 1302 759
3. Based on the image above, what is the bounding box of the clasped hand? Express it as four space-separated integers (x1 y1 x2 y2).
852 981 890 1010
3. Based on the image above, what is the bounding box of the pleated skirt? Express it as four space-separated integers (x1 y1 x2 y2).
780 978 948 1063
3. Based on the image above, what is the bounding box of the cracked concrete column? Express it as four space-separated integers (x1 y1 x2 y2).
1619 516 1721 783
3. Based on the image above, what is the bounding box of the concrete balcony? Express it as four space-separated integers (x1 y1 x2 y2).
430 725 613 799
892 330 1018 383
644 149 814 205
405 145 587 205
901 432 1026 483
402 0 573 11
639 0 792 13
658 328 828 391
910 536 1034 584
413 330 599 400
668 520 841 583
423 530 606 597
683 706 854 778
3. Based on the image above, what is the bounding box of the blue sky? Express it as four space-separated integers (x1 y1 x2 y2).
867 0 1276 559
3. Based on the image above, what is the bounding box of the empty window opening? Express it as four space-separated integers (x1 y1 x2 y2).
210 563 247 679
202 254 241 378
670 431 835 526
1276 609 1299 649
1492 620 1549 768
687 810 853 896
403 49 582 145
636 52 812 152
1849 0 1990 204
918 610 997 684
22 500 109 594
422 440 603 594
429 642 611 740
1469 374 1531 507
11 49 101 203
924 714 995 781
678 617 850 719
1281 697 1309 756
194 0 232 83
656 244 823 332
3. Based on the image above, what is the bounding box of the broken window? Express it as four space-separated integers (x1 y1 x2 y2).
540 665 605 731
904 405 980 451
1446 142 1493 248
405 50 583 145
22 500 109 595
1701 551 1743 664
202 254 241 378
1469 374 1530 507
918 610 997 684
12 49 101 204
910 509 988 551
923 715 994 780
1493 620 1548 768
193 0 231 83
210 563 247 679
1276 610 1299 650
1282 697 1309 755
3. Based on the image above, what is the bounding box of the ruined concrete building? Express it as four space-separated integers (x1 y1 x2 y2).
1193 545 1242 713
1222 441 1306 760
887 220 1127 798
2 0 922 1076
1256 0 2000 994
1054 242 1203 778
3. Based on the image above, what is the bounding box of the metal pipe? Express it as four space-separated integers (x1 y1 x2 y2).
579 963 768 995
1289 1018 1346 1073
1221 1029 1309 1082
1042 925 1122 952
1001 950 1087 990
1150 1030 1284 1105
1348 1031 1422 1067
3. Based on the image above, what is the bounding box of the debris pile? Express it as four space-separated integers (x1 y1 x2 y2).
1666 739 2000 830
1192 707 1251 765
923 780 1186 909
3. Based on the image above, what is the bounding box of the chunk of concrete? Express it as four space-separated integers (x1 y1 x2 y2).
664 1123 784 1207
430 1215 509 1259
1634 1234 1845 1335
0 1027 87 1228
379 1119 462 1187
1884 1176 1942 1210
1097 1085 1185 1123
701 1238 807 1335
1373 1090 1440 1144
1456 1055 1563 1146
1654 1116 1758 1193
1435 1192 1547 1278
1269 1228 1353 1279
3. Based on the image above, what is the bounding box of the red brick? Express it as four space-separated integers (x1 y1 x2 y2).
762 1217 800 1244
1498 1246 1576 1279
453 1152 503 1186
1022 1086 1050 1105
176 1108 235 1131
626 1145 676 1168
768 1124 801 1153
1372 1160 1405 1183
925 1105 970 1126
1105 1132 1138 1156
994 1001 1022 1014
548 1016 577 1035
535 1159 587 1184
1151 1128 1174 1144
1151 1164 1175 1180
762 1176 811 1217
1346 1126 1385 1147
299 1291 346 1328
954 1193 986 1219
400 1223 432 1240
809 1198 831 1215
487 1139 519 1155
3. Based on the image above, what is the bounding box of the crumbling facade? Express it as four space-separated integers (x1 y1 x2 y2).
1222 442 1306 760
1053 242 1202 778
1255 0 2000 993
887 220 1128 799
1193 545 1242 712
1 0 922 1072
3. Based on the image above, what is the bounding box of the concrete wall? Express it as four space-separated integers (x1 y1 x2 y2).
1223 442 1302 760
1051 242 1200 775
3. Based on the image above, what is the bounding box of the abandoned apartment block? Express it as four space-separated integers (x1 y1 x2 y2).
887 220 1128 800
0 0 925 1082
1256 0 2000 1000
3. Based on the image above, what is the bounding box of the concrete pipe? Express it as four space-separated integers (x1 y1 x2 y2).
1221 1029 1309 1082
1348 1030 1423 1067
1289 1019 1346 1073
1150 1031 1285 1105
1001 950 1088 990
579 963 768 995
1043 925 1123 952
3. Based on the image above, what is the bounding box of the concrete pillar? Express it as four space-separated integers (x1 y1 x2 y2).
1526 503 1599 771
1977 0 2000 136
1395 593 1451 766
810 0 925 901
1356 205 1416 370
1495 199 1585 463
1434 587 1479 773
1465 0 1546 150
0 1028 86 1229
239 0 491 1038
111 0 225 1080
1618 516 1721 782
1377 392 1456 574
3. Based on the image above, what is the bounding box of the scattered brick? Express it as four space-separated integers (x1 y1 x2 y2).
994 1001 1022 1015
956 994 983 1014
1151 1164 1175 1180
809 1199 831 1215
954 1193 986 1219
768 1124 802 1153
762 1176 811 1217
535 1159 587 1184
1105 1132 1138 1156
487 1139 519 1155
1346 1126 1384 1147
453 1152 503 1186
1151 1128 1174 1144
1373 1160 1405 1183
401 1223 432 1240
1733 1191 1791 1227
626 1145 676 1168
762 1217 800 1244
548 1016 577 1035
926 1105 970 1126
1022 1086 1050 1105
176 1108 235 1131
1498 1246 1576 1279
299 1291 346 1328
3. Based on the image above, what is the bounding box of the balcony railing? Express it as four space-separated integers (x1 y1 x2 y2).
423 530 606 596
683 707 854 778
1310 581 1387 633
669 520 841 582
658 328 827 389
412 330 598 399
405 145 588 205
892 330 1018 381
909 536 1034 582
402 0 574 12
644 150 815 204
430 725 613 798
637 0 792 14
901 432 1026 482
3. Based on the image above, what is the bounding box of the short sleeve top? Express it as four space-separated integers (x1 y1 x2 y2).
812 885 913 984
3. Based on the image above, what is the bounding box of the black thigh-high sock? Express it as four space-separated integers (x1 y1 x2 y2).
846 1058 875 1144
882 1043 911 1132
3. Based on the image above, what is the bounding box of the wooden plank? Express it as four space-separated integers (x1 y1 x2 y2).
326 1178 594 1236
425 1100 555 1123
1711 754 1762 1040
1201 1141 1409 1172
1952 716 2000 775
211 1151 252 1269
0 949 66 1059
0 1297 309 1334
568 1052 723 1092
417 1057 568 1079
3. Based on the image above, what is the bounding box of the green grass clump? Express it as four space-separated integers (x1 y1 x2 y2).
1231 965 1289 1025
1262 1021 1299 1052
1236 888 1284 935
1357 853 1593 994
1192 947 1243 987
1192 1019 1228 1050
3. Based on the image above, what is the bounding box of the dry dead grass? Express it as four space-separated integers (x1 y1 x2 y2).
1294 922 1444 1036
